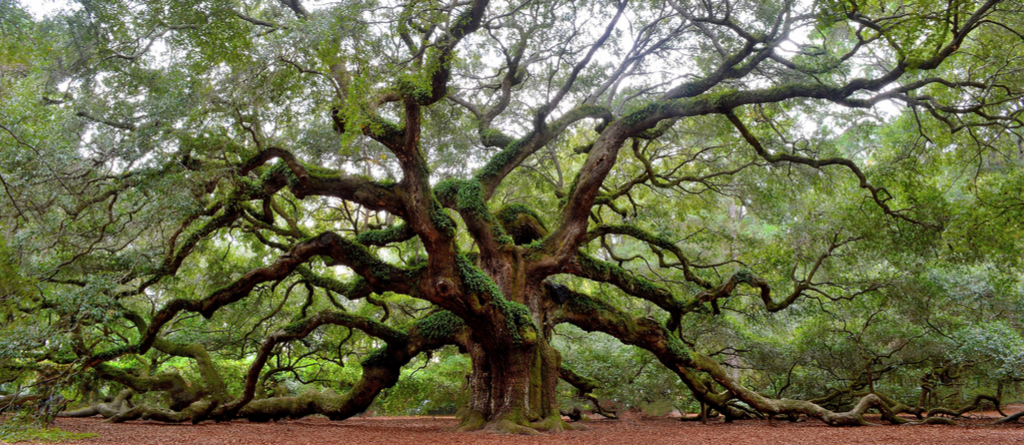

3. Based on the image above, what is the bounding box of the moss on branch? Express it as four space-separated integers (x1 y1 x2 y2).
355 223 415 246
574 253 681 317
455 254 536 345
414 310 466 340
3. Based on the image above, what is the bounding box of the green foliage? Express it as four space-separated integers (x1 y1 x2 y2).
556 327 687 413
0 392 96 444
373 348 470 415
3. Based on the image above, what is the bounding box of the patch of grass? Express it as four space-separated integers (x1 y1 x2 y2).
0 427 98 443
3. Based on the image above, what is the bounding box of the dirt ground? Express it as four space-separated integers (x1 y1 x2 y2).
41 410 1024 445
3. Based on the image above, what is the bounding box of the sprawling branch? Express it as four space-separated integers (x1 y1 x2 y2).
239 147 406 217
555 289 956 426
584 224 713 289
84 232 421 369
233 312 467 422
475 104 613 200
223 309 410 416
568 253 684 323
725 110 943 229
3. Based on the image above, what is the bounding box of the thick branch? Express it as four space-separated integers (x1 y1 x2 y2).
85 232 420 368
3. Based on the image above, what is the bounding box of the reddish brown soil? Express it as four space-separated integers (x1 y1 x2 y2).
46 412 1024 445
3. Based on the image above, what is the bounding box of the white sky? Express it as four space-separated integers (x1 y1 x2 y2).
23 0 73 19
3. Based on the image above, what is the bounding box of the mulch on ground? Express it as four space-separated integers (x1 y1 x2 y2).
43 412 1024 445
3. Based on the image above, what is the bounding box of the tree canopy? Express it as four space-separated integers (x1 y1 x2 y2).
2 0 1024 433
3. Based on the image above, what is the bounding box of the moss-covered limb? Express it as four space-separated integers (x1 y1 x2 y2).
114 204 240 299
236 314 466 422
647 16 980 122
633 117 680 140
153 340 228 399
107 398 218 424
434 179 513 255
585 224 713 289
745 275 807 313
569 253 684 324
684 347 958 425
295 266 376 302
113 312 228 399
413 310 466 340
59 389 135 418
809 384 865 408
115 311 221 402
319 233 423 295
238 147 310 184
238 204 302 241
411 0 488 107
224 309 409 416
669 267 814 315
475 104 614 200
87 232 416 369
0 393 42 409
478 127 516 149
545 12 995 263
993 410 1024 425
852 390 924 418
238 146 406 217
93 364 203 413
454 254 536 346
355 223 416 246
495 204 548 245
558 366 598 394
555 289 953 427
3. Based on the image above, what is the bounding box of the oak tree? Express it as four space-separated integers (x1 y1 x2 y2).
2 0 1023 432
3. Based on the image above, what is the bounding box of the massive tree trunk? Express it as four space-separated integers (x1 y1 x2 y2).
453 254 569 433
458 337 565 433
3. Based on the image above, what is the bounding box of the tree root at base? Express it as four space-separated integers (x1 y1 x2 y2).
531 414 580 432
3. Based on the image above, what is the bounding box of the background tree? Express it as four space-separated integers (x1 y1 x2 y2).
1 0 1023 433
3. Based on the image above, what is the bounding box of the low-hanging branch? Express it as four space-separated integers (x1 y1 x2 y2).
554 287 958 426
83 231 422 369
222 309 412 417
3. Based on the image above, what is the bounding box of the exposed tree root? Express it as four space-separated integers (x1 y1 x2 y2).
531 414 578 432
454 410 489 432
453 410 546 435
481 419 542 435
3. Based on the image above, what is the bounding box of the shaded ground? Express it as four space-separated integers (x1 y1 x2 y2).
43 411 1024 445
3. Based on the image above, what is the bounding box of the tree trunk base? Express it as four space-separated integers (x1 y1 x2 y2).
454 410 541 435
454 410 489 432
531 414 579 432
483 419 542 435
